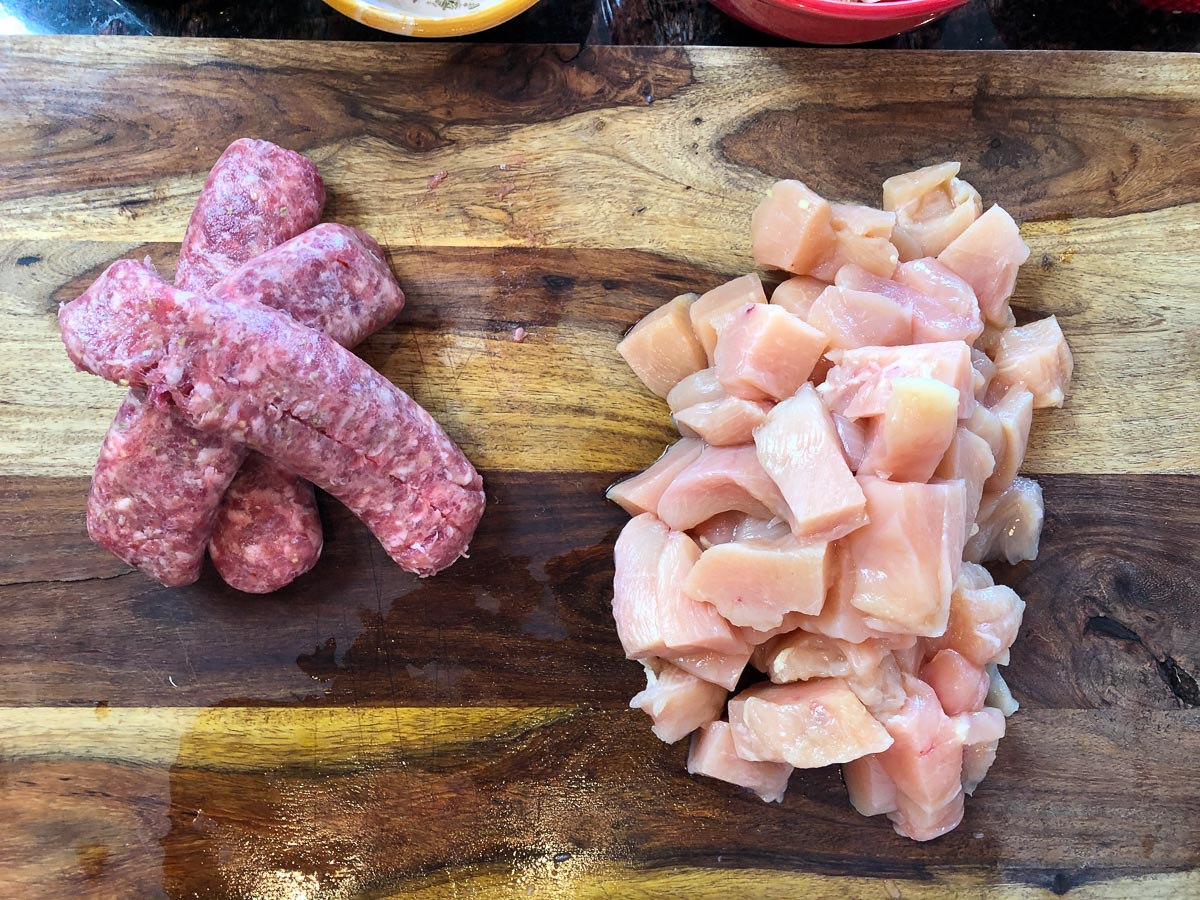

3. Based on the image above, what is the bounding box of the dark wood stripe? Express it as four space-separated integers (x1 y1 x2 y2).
1 473 1196 710
2 43 694 204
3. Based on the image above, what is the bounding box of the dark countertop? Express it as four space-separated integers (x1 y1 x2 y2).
4 0 1199 49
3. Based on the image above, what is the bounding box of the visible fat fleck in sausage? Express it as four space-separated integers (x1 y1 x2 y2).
85 226 403 587
62 260 482 575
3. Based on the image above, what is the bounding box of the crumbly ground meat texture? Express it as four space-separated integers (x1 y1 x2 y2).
205 224 405 592
61 260 483 576
86 225 404 587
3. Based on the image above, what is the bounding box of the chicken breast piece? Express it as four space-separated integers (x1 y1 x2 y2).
658 445 790 532
754 385 868 541
937 205 1030 328
965 476 1044 564
617 293 708 398
883 162 983 261
807 286 913 350
631 657 728 743
990 316 1074 408
714 302 828 400
820 341 975 420
858 377 960 483
606 438 704 517
683 535 831 630
729 678 894 768
751 180 837 276
688 720 794 803
770 275 829 318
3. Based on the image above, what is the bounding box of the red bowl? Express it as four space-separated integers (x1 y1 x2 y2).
710 0 971 44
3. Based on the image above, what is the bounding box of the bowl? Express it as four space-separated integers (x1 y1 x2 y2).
321 0 541 37
709 0 970 44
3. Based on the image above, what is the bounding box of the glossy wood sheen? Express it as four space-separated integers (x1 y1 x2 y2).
0 39 1196 897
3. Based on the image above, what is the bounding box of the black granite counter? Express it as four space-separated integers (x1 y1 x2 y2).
3 0 1198 49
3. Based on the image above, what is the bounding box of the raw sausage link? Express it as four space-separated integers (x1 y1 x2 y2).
88 139 325 587
206 224 405 592
61 260 483 575
86 225 404 587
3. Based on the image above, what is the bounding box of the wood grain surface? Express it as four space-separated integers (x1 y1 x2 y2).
0 38 1197 898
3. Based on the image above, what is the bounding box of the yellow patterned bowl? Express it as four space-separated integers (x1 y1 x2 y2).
322 0 540 37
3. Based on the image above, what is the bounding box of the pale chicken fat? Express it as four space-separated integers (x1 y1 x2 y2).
683 536 830 630
631 658 728 744
687 721 794 803
857 377 960 483
714 302 828 401
657 444 790 532
729 679 894 768
990 316 1074 408
753 385 868 541
617 293 707 398
750 180 837 276
690 274 768 362
937 205 1030 327
606 437 703 517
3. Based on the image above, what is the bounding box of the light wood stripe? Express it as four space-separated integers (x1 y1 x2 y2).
391 863 1200 900
0 706 579 770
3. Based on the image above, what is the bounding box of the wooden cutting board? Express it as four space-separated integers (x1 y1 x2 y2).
0 38 1197 898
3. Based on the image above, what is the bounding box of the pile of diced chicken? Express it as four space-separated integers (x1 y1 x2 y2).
607 163 1073 841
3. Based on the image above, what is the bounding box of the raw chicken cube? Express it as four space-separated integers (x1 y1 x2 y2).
810 203 900 281
796 548 898 644
761 631 856 683
929 582 1025 668
683 535 831 630
890 789 965 842
961 742 998 796
690 274 768 362
965 401 1005 462
984 388 1034 493
770 275 829 318
754 384 868 541
667 368 725 413
965 476 1044 564
688 720 794 803
953 707 1006 746
675 397 772 446
883 162 983 260
937 205 1030 327
876 676 963 813
714 302 828 400
631 658 727 743
750 180 837 276
934 426 996 530
847 478 967 637
991 316 1074 408
820 342 975 420
606 438 704 517
729 679 894 768
920 649 989 716
843 754 899 816
807 286 912 350
658 445 790 532
612 514 747 659
847 651 908 716
893 258 984 344
617 293 708 397
858 377 960 483
668 646 753 691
